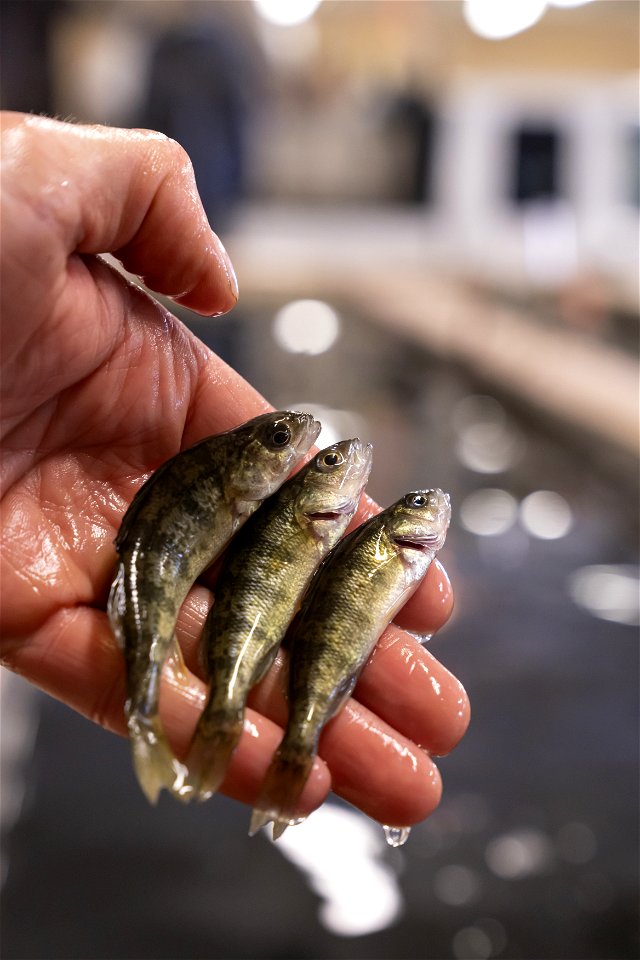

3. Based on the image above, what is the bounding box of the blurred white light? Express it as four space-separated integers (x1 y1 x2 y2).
485 828 554 879
433 864 481 906
452 926 493 960
258 17 319 68
519 490 573 540
460 489 518 537
452 395 521 475
268 805 402 936
254 0 322 27
567 565 640 626
549 0 595 7
286 403 366 450
464 0 547 40
273 299 340 355
456 422 520 474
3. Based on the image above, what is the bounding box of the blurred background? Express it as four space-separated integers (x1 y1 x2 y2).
1 1 638 958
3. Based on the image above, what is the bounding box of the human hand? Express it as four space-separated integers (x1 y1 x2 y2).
0 113 469 828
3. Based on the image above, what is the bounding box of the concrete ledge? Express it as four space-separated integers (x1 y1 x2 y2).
226 207 638 458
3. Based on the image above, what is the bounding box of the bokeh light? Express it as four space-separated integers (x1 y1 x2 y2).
460 488 518 537
464 0 547 41
519 490 573 540
485 828 554 879
285 403 366 450
452 925 493 960
433 864 481 906
253 0 322 27
549 0 595 7
567 564 640 625
452 395 522 474
272 299 341 355
267 805 402 937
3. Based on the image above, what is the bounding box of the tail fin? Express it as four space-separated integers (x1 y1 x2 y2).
128 713 190 805
186 717 243 801
249 741 315 840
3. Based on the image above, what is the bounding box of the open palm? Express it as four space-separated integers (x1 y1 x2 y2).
0 114 468 828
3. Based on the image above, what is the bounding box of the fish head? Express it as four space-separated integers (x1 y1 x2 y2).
231 411 321 502
296 438 373 545
386 489 451 570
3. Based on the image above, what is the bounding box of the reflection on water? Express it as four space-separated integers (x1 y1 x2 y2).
433 863 481 906
568 564 640 625
268 803 403 937
485 828 555 880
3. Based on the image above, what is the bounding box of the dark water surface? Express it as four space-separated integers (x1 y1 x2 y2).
2 301 638 959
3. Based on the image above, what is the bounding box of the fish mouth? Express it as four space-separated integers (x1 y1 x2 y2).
393 534 442 552
306 501 356 522
295 418 322 453
351 439 374 472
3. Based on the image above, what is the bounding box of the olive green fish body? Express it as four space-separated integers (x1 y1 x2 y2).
187 438 372 800
250 488 451 838
286 518 413 744
107 411 320 804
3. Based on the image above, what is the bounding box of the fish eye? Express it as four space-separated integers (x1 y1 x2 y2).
405 492 428 509
270 425 292 448
317 449 344 472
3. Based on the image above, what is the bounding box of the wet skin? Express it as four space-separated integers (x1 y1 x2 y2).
0 112 469 829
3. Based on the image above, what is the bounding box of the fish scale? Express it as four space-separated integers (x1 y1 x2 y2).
107 411 320 805
250 488 451 839
186 438 373 801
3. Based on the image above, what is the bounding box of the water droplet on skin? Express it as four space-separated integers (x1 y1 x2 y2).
383 825 412 847
287 816 307 828
407 631 433 646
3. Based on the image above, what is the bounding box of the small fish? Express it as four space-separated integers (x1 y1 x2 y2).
187 438 373 801
107 411 320 804
250 488 451 839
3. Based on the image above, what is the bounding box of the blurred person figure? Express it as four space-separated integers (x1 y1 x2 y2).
0 0 63 116
139 11 258 232
386 87 437 205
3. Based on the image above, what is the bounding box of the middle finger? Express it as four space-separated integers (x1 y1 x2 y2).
175 586 468 760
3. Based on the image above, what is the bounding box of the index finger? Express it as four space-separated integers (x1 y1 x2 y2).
0 112 237 316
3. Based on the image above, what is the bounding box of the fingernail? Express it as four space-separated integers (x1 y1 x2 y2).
215 237 239 303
